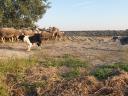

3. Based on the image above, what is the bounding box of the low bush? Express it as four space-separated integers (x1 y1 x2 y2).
91 62 128 80
61 68 80 80
91 67 114 80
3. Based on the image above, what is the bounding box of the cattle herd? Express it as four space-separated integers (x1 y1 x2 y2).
1 27 128 51
0 27 65 51
0 27 65 43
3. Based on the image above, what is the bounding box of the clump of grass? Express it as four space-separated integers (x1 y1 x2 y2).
61 69 80 80
113 62 128 72
91 62 128 80
41 54 88 68
41 58 63 67
0 58 38 96
0 58 37 75
62 55 88 68
100 62 128 72
91 67 114 80
39 54 88 80
0 83 8 96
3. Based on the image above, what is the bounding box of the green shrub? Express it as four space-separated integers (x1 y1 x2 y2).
91 67 113 80
91 62 128 80
114 62 128 72
62 55 88 68
100 62 128 72
61 69 80 80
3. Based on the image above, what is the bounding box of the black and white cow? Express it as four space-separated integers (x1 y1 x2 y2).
18 33 42 51
112 36 128 45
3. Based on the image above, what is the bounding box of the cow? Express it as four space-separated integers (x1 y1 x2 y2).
18 33 42 51
0 28 16 43
112 36 128 45
53 31 65 41
41 31 53 40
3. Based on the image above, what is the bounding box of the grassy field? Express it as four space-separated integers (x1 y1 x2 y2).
0 36 128 96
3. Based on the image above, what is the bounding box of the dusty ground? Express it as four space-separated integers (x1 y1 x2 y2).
1 36 128 96
0 37 126 65
0 36 126 65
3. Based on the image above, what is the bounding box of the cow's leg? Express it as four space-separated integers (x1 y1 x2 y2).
11 37 14 42
1 37 5 43
55 36 58 41
58 35 62 41
16 36 19 42
27 43 32 51
9 38 11 42
116 40 122 50
37 42 42 49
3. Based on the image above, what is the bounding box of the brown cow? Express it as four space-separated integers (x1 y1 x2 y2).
41 31 53 40
21 29 35 36
0 28 17 43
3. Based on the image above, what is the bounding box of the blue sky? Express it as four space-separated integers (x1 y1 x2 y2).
36 0 128 31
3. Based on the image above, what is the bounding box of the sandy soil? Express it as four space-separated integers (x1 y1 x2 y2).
0 36 126 66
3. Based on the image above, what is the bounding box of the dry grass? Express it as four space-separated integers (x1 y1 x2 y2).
0 36 128 96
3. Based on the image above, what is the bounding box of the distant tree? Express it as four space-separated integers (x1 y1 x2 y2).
0 0 50 28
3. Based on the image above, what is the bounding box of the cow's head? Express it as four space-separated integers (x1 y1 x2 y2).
112 36 119 42
18 34 25 41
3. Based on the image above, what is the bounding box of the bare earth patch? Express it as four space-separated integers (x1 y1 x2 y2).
0 36 125 65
